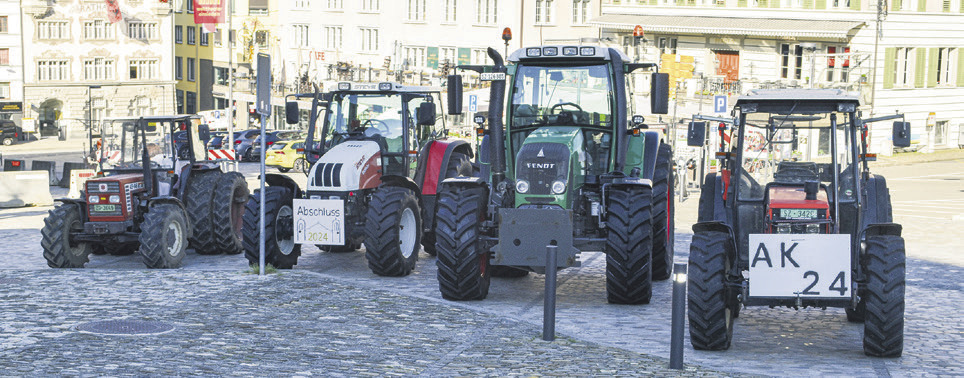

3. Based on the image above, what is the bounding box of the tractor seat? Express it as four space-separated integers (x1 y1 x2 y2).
774 161 819 183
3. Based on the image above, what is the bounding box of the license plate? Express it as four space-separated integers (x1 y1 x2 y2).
93 204 116 212
748 234 851 298
292 199 345 245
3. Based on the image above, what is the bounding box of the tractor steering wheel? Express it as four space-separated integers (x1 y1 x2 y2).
361 119 391 136
549 102 584 114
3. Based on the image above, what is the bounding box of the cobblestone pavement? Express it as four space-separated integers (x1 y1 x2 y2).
1 162 961 376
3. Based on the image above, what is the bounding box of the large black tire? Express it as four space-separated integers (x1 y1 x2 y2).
185 170 220 255
242 186 302 269
652 142 674 281
138 204 189 269
688 231 735 350
863 235 905 357
490 265 530 278
605 185 654 304
278 167 291 173
364 186 422 276
436 184 490 300
212 172 249 254
41 203 91 268
850 178 894 323
697 173 717 222
423 152 473 257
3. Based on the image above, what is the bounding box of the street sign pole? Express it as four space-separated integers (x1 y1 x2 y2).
256 53 272 276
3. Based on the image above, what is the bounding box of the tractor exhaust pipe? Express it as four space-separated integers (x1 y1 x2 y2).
486 47 508 186
608 48 629 174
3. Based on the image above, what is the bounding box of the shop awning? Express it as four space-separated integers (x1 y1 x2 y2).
590 14 865 40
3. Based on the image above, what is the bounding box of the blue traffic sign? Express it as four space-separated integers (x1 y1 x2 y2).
714 95 727 114
469 95 478 113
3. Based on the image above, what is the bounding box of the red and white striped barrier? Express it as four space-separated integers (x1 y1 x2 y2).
208 149 237 160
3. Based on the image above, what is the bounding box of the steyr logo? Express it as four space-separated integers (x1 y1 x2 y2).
526 163 555 169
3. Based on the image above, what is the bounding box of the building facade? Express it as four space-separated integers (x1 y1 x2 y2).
0 1 25 126
173 0 216 115
593 0 964 151
20 0 176 139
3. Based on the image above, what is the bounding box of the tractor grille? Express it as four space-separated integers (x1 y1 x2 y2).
87 181 120 193
516 143 570 195
312 163 343 187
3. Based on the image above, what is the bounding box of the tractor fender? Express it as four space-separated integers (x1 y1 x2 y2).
863 223 903 238
414 139 473 196
440 176 486 186
861 174 893 228
692 220 740 273
640 130 661 181
263 173 303 198
379 175 422 200
54 198 90 222
148 196 193 238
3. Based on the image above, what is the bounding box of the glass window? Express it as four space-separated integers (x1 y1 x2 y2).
187 26 196 45
175 57 182 79
175 25 183 43
510 64 613 129
187 57 196 81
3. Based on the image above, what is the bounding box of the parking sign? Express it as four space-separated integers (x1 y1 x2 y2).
714 95 727 113
469 95 478 113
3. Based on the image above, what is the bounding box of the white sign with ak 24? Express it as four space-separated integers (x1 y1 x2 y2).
293 199 345 246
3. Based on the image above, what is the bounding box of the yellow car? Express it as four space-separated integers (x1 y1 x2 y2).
265 140 308 173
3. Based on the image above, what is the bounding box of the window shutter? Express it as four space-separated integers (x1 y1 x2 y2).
759 0 768 7
771 0 781 7
883 47 896 89
850 0 861 10
814 0 825 8
914 48 927 87
891 0 901 11
739 0 747 6
942 0 950 11
957 48 964 86
806 0 817 8
918 0 926 12
650 0 657 5
927 48 939 87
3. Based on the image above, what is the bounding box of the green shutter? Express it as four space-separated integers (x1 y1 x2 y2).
958 48 964 86
883 47 896 89
758 0 768 7
914 48 927 87
805 0 816 8
850 0 861 10
926 48 939 87
738 0 747 6
918 0 926 12
892 0 901 11
961 0 964 12
650 0 657 5
771 0 781 7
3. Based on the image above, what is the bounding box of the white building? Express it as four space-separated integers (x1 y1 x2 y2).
20 0 176 139
592 0 964 151
0 1 24 126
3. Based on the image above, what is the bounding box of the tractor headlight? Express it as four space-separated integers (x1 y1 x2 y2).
806 224 821 234
109 195 121 204
551 180 566 194
776 224 791 234
515 180 530 194
88 195 99 204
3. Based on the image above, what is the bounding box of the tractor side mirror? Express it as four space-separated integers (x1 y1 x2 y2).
892 121 911 147
651 72 669 114
447 75 463 115
285 101 299 124
687 121 706 147
197 123 211 142
416 102 437 126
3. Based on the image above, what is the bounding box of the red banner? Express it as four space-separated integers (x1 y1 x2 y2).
105 0 122 23
194 0 225 25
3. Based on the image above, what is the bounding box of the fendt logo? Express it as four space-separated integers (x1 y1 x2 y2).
526 163 555 169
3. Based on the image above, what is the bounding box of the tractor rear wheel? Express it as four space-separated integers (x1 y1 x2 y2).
605 185 653 304
243 186 301 269
138 204 189 269
41 203 91 268
436 184 490 300
862 235 905 357
652 142 674 281
423 151 473 257
212 172 249 254
185 170 220 255
364 186 421 276
688 231 734 351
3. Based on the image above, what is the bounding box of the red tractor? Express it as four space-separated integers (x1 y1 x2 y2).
41 116 249 268
243 82 474 275
686 89 909 357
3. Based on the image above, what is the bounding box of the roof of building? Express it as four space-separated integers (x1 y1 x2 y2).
590 14 865 39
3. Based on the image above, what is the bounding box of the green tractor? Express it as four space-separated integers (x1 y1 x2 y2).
439 46 672 304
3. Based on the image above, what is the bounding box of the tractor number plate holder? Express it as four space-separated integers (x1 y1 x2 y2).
493 208 578 268
747 234 851 299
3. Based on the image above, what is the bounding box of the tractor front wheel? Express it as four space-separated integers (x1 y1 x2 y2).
436 184 490 300
41 203 91 268
364 186 421 276
243 186 302 269
605 185 653 304
688 231 735 351
862 235 905 357
423 152 473 256
138 204 189 269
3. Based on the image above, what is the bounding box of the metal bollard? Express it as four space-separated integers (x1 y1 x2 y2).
543 244 558 341
670 262 687 369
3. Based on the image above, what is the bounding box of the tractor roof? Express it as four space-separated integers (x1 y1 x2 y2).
333 81 441 93
507 45 628 63
735 89 861 114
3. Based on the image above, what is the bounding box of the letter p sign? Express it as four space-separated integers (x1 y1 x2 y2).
714 95 727 114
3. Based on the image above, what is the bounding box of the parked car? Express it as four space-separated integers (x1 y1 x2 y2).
0 120 23 146
248 130 305 160
206 131 228 149
264 140 308 173
232 129 262 161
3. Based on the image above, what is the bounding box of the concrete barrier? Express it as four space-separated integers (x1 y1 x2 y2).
59 162 90 188
3 159 26 171
0 170 55 208
66 169 97 198
31 160 59 185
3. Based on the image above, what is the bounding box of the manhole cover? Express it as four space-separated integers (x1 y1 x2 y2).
76 320 175 335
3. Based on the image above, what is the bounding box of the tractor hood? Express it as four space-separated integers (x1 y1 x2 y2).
306 140 382 192
514 127 585 206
